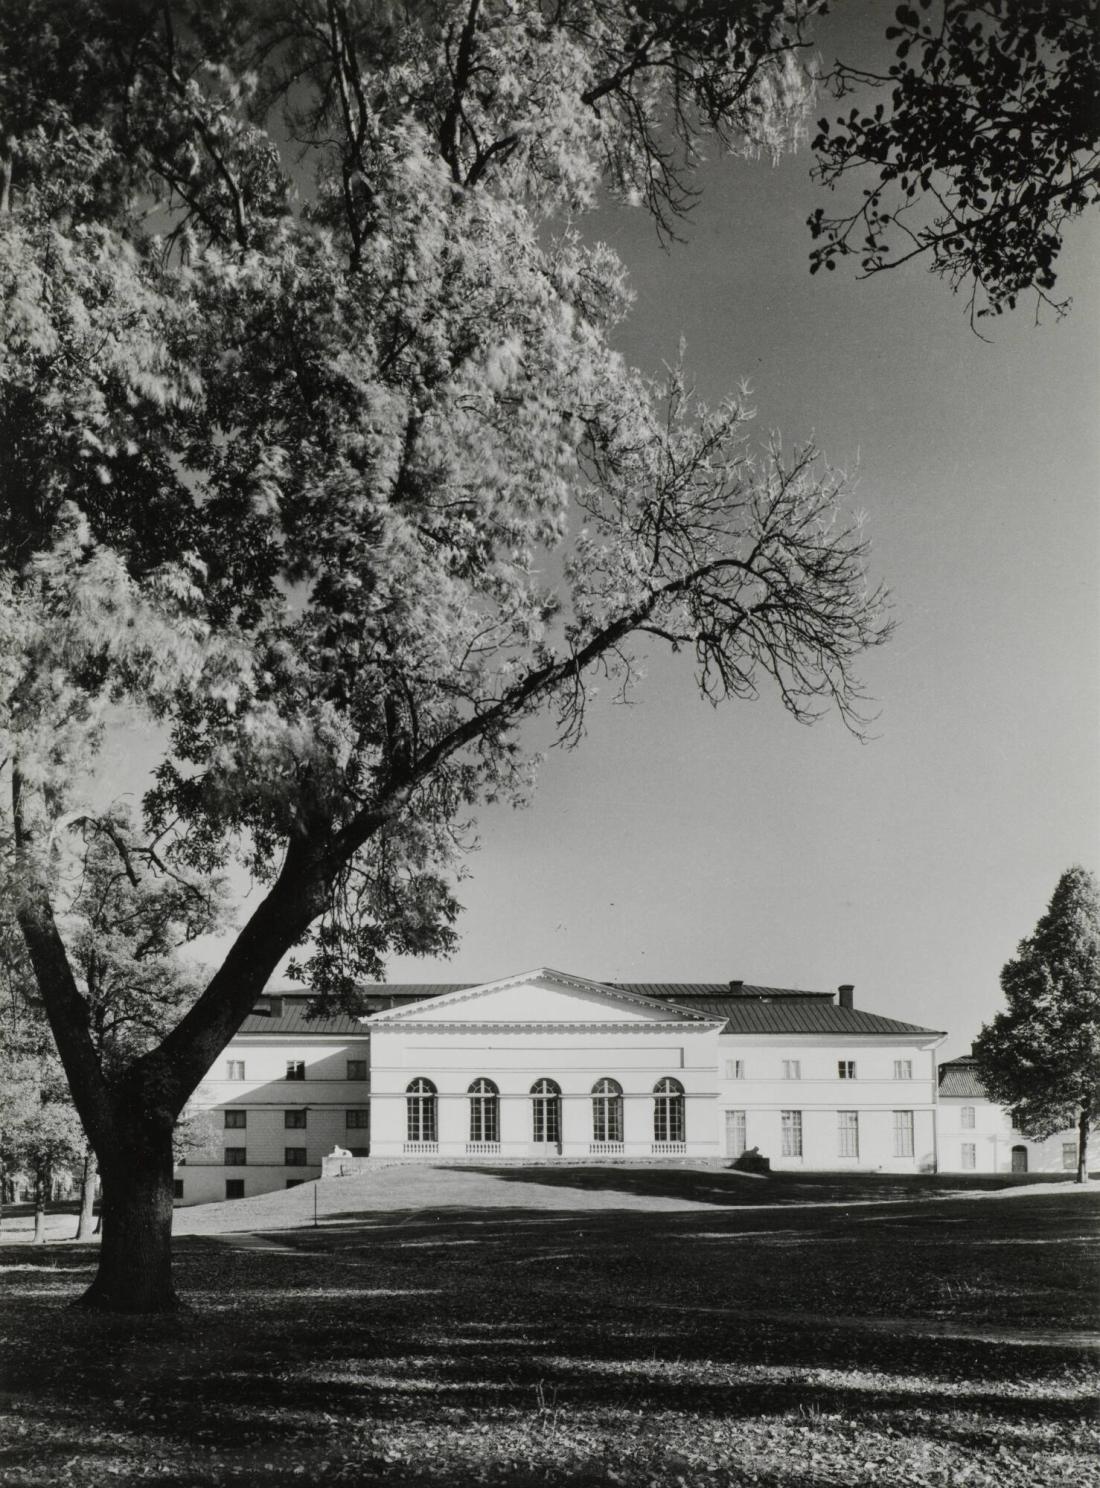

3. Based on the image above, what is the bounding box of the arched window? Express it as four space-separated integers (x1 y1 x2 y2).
531 1079 562 1144
468 1078 500 1143
592 1078 623 1143
406 1078 437 1143
653 1077 685 1143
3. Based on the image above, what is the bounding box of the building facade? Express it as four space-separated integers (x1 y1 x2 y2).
175 968 948 1204
936 1053 1082 1175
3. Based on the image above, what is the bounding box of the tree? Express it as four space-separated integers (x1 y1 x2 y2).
809 0 1100 323
974 867 1100 1184
0 0 891 1312
0 810 224 1236
0 982 87 1242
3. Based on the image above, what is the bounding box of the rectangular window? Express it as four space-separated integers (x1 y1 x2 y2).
781 1110 803 1157
724 1058 745 1080
1063 1143 1077 1172
346 1110 370 1129
284 1110 307 1129
266 996 283 1019
893 1060 913 1080
224 1147 247 1166
224 1109 247 1129
960 1105 975 1129
347 1060 368 1081
407 1089 437 1143
725 1109 747 1158
173 1180 184 1200
284 1148 307 1167
226 1060 245 1081
592 1095 622 1144
961 1142 976 1170
225 1180 245 1200
837 1061 856 1080
782 1060 801 1081
286 1061 305 1081
837 1110 859 1157
893 1110 915 1158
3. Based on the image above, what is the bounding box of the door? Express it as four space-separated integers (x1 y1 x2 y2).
1011 1144 1028 1173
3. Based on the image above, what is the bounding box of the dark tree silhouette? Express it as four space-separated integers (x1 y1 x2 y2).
809 0 1100 323
974 866 1100 1183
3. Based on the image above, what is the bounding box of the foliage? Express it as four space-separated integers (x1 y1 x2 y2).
0 1 893 1305
0 807 224 1194
809 0 1100 322
0 951 86 1200
974 866 1100 1180
57 809 228 1075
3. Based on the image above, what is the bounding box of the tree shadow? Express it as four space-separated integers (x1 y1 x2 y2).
456 1164 1080 1207
2 1196 1096 1486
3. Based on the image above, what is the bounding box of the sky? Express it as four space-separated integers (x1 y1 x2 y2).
380 12 1100 1052
101 10 1098 1057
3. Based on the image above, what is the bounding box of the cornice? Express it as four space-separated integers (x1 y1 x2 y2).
371 1019 725 1035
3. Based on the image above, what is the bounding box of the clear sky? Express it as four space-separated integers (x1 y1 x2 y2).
378 18 1099 1053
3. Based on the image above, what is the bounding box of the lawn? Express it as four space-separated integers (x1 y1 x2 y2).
1 1169 1097 1487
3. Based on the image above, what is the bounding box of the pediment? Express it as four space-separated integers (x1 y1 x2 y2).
366 968 715 1026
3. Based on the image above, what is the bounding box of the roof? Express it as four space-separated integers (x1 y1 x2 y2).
938 1056 989 1098
237 981 944 1040
237 989 470 1036
658 997 943 1037
613 983 835 1001
365 968 723 1024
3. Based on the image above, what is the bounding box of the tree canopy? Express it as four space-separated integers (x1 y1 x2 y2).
974 866 1100 1183
809 0 1100 322
0 0 894 1310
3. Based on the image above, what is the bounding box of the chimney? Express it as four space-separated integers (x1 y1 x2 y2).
729 979 744 993
837 984 854 1010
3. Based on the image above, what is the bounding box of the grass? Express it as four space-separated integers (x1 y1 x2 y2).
1 1169 1097 1487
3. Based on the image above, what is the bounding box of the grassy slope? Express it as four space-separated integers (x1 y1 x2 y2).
0 1170 1097 1487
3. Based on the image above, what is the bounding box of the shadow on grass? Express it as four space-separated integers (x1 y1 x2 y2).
2 1194 1097 1487
457 1164 1084 1207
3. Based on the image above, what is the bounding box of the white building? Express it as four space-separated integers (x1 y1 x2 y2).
175 968 948 1204
936 1053 1083 1175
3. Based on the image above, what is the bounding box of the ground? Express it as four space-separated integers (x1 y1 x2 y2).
1 1168 1097 1487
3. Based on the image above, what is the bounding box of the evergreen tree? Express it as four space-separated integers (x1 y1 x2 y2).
974 867 1100 1183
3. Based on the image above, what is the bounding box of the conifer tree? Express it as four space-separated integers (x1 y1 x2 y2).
974 867 1100 1183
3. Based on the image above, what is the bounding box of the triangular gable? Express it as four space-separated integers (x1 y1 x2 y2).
365 967 721 1027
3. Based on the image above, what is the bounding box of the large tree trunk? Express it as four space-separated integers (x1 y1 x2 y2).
78 1122 177 1312
75 1149 97 1240
1077 1108 1091 1185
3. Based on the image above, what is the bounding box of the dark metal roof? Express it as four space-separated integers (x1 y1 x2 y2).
613 982 834 1001
670 997 943 1037
238 989 466 1036
938 1057 988 1097
239 1003 368 1036
238 982 943 1040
